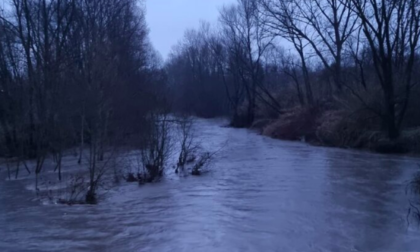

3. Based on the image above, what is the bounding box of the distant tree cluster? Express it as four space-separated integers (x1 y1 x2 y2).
166 22 228 118
168 0 420 141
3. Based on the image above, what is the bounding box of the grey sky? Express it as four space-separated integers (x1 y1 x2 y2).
145 0 236 60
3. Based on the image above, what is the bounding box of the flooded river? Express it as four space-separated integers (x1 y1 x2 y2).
1 119 420 251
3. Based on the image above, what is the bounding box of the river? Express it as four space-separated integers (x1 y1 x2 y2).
1 118 420 252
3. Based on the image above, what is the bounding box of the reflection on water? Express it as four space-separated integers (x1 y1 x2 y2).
1 118 420 252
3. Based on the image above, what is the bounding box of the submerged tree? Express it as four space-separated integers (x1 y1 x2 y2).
0 0 166 203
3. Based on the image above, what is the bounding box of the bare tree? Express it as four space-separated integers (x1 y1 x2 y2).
279 50 306 106
176 115 198 173
219 0 283 126
0 0 160 202
140 112 173 182
349 0 420 138
260 0 358 92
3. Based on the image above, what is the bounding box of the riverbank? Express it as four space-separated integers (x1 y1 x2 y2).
249 106 420 155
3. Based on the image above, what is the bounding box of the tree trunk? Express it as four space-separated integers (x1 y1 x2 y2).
385 91 399 139
78 115 84 164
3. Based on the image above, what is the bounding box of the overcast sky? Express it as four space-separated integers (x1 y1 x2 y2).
145 0 236 60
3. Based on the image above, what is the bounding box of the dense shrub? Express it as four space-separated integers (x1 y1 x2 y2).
397 129 420 153
262 106 321 141
250 119 273 133
316 109 385 148
363 128 420 154
373 139 410 154
317 111 363 148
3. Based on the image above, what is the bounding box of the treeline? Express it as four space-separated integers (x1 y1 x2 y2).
1 0 420 202
168 0 420 151
0 0 166 201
